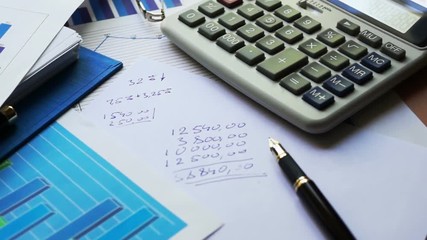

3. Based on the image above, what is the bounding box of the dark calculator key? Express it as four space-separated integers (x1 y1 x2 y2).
237 3 264 20
256 14 283 32
317 28 345 47
336 19 360 36
343 63 373 85
218 0 243 8
179 10 206 27
198 22 226 40
255 0 281 11
274 5 301 22
302 86 334 110
338 40 368 60
218 12 246 30
217 33 245 53
294 16 321 34
361 52 391 73
381 42 406 61
300 62 331 83
320 51 349 71
275 25 303 44
358 29 382 48
298 39 327 58
198 1 225 18
257 48 308 81
280 73 311 95
323 75 354 97
236 23 265 42
236 45 265 65
256 35 285 54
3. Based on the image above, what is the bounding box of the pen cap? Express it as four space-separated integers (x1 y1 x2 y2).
0 105 18 124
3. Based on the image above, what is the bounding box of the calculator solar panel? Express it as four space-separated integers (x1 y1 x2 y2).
161 0 427 133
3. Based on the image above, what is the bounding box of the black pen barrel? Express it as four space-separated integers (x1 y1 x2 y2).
296 180 355 240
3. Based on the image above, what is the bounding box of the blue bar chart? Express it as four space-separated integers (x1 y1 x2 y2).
0 122 186 239
0 23 11 39
69 0 182 25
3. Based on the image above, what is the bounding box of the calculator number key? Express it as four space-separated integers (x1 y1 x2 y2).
294 16 321 34
198 22 226 40
255 0 282 11
218 12 245 30
236 24 265 42
179 10 206 27
217 33 245 53
275 25 303 44
237 3 264 21
274 5 301 23
256 14 283 32
255 35 284 55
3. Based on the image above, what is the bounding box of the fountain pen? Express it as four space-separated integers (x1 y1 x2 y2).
268 137 355 240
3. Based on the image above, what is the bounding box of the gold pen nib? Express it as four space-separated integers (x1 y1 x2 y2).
268 137 287 160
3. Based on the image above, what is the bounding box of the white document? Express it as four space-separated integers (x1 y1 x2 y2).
0 0 83 106
76 57 427 239
57 111 222 240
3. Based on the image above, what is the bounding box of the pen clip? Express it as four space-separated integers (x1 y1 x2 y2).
135 0 166 22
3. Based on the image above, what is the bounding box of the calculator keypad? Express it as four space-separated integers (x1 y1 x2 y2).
174 0 406 116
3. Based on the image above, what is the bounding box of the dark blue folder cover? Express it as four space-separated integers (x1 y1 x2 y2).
0 47 122 161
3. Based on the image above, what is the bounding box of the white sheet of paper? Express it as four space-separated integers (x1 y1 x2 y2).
58 111 222 240
75 57 427 239
0 0 83 105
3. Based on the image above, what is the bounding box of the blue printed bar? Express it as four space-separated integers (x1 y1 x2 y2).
46 198 122 239
0 204 53 239
71 7 92 25
139 0 159 11
0 23 11 38
0 46 4 54
113 0 137 16
89 0 115 20
163 0 182 8
0 178 49 215
99 208 158 239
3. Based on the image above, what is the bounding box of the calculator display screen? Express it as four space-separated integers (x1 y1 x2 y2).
328 0 427 47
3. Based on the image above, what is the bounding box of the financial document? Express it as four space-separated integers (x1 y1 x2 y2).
0 0 83 106
76 57 427 239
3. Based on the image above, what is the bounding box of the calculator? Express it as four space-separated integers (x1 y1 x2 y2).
161 0 427 133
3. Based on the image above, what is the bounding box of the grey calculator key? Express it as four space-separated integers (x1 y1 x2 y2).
256 48 308 81
300 62 331 83
358 30 382 48
274 5 301 22
323 75 354 97
302 86 334 110
198 1 225 18
381 42 406 61
217 33 245 53
317 28 345 47
256 14 283 32
179 10 206 28
280 73 311 95
236 23 265 42
236 45 265 65
256 35 284 54
294 16 321 34
256 0 281 11
320 51 349 71
338 40 368 60
298 39 327 58
237 3 264 21
218 12 245 30
198 21 226 40
275 25 303 44
337 19 360 36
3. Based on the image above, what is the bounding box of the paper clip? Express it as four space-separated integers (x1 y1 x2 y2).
135 0 166 22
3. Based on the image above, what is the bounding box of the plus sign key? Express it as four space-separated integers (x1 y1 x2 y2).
257 48 308 80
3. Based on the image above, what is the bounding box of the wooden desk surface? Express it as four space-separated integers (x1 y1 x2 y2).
396 67 427 126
